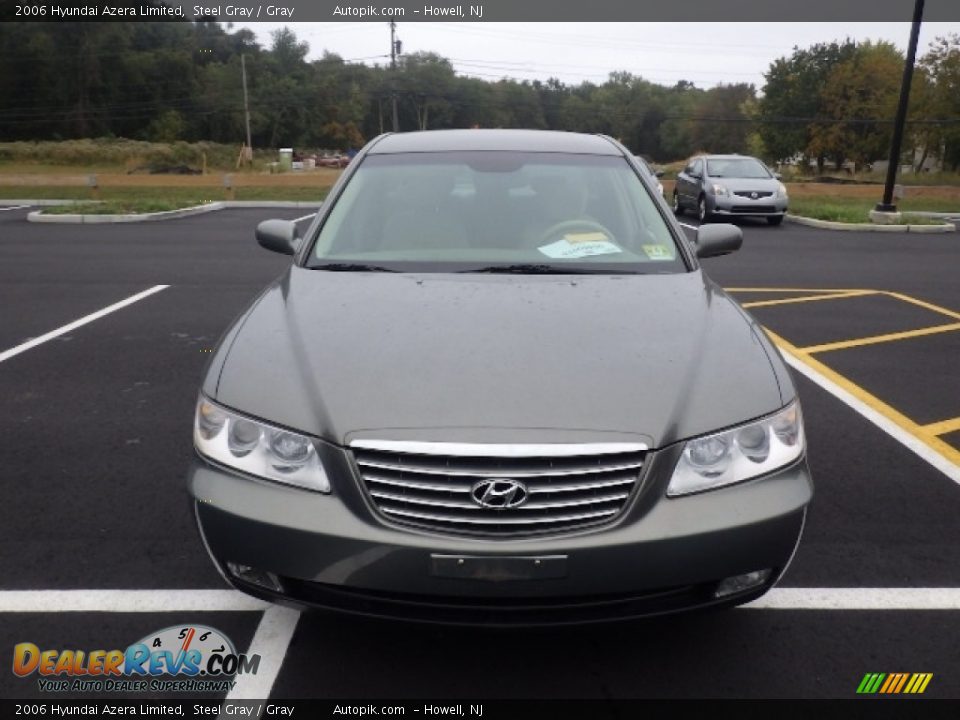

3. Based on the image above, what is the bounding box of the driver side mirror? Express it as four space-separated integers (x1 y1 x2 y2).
256 219 301 256
695 224 742 258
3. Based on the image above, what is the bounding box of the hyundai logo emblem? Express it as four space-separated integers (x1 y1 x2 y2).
471 478 528 509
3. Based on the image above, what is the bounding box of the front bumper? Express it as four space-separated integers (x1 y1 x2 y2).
709 195 788 217
188 445 811 625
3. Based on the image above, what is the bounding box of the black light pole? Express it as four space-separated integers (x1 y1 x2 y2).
876 0 924 212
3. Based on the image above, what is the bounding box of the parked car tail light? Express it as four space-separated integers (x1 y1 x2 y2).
667 401 805 496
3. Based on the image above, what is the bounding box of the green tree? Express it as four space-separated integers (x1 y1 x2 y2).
758 40 858 167
688 83 756 154
920 34 960 171
658 81 703 160
808 41 904 168
397 52 456 130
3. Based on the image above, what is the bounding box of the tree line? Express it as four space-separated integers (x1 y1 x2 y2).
1 20 959 170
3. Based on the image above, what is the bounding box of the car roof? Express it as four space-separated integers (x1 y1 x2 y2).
369 129 623 155
702 154 761 161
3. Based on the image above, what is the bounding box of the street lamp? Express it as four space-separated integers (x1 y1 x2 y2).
872 0 925 221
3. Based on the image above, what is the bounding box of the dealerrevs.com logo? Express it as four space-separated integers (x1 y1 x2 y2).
13 625 260 693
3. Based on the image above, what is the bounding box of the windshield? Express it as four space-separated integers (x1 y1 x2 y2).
705 158 772 179
308 151 686 273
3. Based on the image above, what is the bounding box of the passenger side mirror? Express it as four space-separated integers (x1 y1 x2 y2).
655 170 665 178
256 219 300 256
773 172 783 181
695 224 742 258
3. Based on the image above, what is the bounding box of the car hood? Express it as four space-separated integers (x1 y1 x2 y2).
213 266 789 448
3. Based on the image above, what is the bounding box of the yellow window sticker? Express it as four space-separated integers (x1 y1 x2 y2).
563 231 609 244
642 244 674 260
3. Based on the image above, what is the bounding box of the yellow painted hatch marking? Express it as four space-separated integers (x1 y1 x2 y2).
800 322 960 354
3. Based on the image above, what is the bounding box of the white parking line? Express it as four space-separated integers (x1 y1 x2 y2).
0 284 169 364
225 606 301 700
747 588 960 610
0 589 268 612
292 212 316 223
0 204 30 212
778 348 960 485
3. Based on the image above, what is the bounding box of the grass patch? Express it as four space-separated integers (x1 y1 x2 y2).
42 199 206 215
789 198 874 223
0 186 89 199
789 196 954 224
4 185 331 211
234 186 329 201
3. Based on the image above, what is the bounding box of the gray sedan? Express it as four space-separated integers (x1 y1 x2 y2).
674 154 789 225
189 130 811 624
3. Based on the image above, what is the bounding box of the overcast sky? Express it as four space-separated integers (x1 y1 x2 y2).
233 22 960 91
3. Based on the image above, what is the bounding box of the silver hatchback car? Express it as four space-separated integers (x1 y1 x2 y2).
189 130 811 624
674 154 789 225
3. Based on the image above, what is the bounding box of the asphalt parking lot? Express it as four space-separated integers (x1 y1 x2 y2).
1 205 959 702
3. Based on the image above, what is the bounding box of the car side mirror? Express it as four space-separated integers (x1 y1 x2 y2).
655 170 665 178
773 172 783 180
695 224 742 258
255 219 300 256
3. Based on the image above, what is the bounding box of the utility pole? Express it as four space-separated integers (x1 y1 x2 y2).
874 0 924 215
241 53 253 164
390 21 400 132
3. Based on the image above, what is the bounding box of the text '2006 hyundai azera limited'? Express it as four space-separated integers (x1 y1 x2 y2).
189 129 811 624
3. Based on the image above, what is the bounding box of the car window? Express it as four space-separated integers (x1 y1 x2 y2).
692 159 703 176
309 151 686 273
706 158 772 178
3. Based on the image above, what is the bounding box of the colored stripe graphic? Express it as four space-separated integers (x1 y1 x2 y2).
858 673 932 694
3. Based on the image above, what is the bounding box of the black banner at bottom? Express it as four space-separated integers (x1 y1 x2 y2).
4 699 960 719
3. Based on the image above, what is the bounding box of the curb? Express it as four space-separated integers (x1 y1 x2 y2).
24 200 324 224
2 199 85 207
785 214 956 233
902 211 960 219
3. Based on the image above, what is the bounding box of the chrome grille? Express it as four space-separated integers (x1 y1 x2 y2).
733 191 773 199
352 441 647 537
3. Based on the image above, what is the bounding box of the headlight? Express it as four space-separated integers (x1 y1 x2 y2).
667 401 804 496
776 183 788 198
711 184 729 196
193 396 331 493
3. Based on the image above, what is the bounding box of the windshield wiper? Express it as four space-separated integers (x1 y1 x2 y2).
459 263 601 274
312 262 397 272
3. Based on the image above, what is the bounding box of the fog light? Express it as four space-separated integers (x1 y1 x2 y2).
226 562 283 593
714 569 772 598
